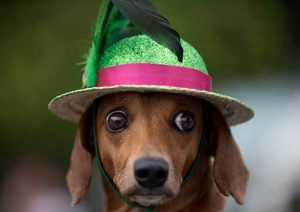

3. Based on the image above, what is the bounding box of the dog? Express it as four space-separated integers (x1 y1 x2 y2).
66 92 249 211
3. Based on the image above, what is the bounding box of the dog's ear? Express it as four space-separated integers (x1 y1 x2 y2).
208 106 249 205
66 108 94 206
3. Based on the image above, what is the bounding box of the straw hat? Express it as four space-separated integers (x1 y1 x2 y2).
48 1 253 126
49 34 253 125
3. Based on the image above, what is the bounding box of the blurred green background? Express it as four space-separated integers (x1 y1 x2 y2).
0 0 299 211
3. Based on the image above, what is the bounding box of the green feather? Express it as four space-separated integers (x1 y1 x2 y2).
83 0 113 88
82 0 183 87
101 7 141 53
110 0 183 62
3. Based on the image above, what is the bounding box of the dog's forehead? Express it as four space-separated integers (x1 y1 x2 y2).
99 92 202 109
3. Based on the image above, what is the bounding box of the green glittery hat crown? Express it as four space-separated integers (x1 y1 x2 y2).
98 35 208 79
49 0 253 126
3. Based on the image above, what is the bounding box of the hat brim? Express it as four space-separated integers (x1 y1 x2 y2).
48 85 254 126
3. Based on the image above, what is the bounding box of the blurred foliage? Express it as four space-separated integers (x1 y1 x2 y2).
0 0 299 179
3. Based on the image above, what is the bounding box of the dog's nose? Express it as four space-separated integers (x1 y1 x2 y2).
134 157 169 189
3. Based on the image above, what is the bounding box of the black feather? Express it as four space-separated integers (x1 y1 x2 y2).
110 0 183 62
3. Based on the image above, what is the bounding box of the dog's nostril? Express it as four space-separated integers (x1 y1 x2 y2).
136 169 149 179
134 157 169 189
156 169 167 179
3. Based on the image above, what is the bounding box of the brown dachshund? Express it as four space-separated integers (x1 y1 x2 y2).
66 92 249 211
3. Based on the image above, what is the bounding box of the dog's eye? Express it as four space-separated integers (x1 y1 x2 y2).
172 111 195 132
106 110 129 132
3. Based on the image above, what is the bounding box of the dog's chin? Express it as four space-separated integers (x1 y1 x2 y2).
132 194 168 206
124 187 175 206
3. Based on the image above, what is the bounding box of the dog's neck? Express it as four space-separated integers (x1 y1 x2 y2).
101 156 225 212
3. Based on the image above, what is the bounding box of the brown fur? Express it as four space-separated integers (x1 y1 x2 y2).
66 92 249 211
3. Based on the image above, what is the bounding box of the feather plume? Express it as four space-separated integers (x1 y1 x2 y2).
102 8 141 51
83 0 183 87
110 0 183 62
83 0 113 87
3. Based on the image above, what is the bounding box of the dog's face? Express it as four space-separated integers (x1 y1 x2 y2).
96 93 204 205
67 92 249 207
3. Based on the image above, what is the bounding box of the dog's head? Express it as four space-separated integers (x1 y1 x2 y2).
67 92 248 206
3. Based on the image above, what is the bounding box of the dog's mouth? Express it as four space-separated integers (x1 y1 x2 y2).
124 187 175 206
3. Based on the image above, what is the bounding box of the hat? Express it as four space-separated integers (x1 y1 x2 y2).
48 0 253 125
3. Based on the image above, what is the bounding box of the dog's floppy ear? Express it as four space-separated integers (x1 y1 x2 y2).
208 106 249 205
66 109 94 206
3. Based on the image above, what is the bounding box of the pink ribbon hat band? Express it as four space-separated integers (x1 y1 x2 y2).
97 63 212 91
